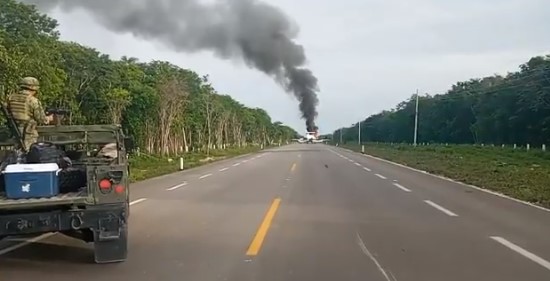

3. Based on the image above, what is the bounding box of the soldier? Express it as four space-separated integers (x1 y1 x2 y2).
7 77 53 152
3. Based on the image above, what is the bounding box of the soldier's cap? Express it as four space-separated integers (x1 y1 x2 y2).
19 77 40 91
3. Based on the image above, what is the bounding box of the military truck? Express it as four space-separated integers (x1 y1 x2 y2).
0 124 132 263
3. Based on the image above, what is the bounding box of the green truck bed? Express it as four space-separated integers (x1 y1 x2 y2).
0 191 88 210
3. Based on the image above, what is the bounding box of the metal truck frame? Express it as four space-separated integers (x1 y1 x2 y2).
0 124 132 263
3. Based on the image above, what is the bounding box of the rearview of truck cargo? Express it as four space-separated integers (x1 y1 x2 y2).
0 123 131 264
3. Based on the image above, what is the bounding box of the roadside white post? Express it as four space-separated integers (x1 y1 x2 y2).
527 144 530 151
361 145 365 154
543 144 546 152
179 157 184 171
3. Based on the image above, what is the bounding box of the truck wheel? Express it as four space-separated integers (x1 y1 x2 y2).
93 225 128 264
82 229 94 243
58 168 87 193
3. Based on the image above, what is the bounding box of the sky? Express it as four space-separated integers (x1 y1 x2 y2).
43 0 550 134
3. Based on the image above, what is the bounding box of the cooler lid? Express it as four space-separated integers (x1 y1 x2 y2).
4 163 60 173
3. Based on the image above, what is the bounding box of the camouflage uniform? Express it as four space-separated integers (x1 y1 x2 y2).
7 77 48 151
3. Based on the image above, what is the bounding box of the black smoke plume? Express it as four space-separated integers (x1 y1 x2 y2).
21 0 319 131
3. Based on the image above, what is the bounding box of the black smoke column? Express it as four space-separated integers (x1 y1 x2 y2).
21 0 320 130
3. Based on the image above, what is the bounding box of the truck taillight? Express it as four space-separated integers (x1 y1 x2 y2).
99 178 112 193
114 184 125 194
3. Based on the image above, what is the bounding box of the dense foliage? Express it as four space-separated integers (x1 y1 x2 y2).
335 55 550 146
0 0 298 155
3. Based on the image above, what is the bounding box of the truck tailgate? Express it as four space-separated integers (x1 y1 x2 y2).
0 191 88 210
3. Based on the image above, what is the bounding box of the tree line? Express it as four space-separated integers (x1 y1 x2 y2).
333 55 550 146
0 0 298 155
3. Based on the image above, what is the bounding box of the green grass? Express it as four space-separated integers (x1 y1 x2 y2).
128 146 270 182
343 143 550 208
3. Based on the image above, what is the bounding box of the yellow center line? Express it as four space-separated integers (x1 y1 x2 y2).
290 163 297 172
246 198 281 256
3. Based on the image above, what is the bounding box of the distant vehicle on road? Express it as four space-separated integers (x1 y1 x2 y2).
292 130 330 144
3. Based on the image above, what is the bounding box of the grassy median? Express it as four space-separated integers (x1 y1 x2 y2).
342 143 550 208
128 145 271 182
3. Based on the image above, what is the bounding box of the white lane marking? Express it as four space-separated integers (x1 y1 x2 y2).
130 198 148 205
242 159 248 163
392 183 412 192
167 182 187 191
375 174 387 179
363 167 372 172
354 162 361 166
356 232 393 281
0 233 56 256
233 163 241 167
424 200 458 217
219 167 229 172
490 236 550 271
348 159 354 162
335 148 550 213
199 173 212 179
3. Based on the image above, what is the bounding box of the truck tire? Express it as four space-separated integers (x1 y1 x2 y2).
81 229 94 243
93 225 128 264
58 168 87 193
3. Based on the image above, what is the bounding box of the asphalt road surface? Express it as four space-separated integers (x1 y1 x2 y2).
1 144 550 280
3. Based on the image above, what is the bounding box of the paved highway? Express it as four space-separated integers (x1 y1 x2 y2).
1 144 550 280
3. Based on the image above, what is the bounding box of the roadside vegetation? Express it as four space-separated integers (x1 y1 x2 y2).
0 0 298 181
324 42 550 208
332 54 550 146
342 143 550 208
128 145 271 182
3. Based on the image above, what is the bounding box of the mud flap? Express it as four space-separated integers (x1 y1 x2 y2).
93 218 128 263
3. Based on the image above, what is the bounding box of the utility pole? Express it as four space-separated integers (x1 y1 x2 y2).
413 89 419 146
358 121 361 145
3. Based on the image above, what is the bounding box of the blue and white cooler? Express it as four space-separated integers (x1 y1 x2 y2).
3 163 61 199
